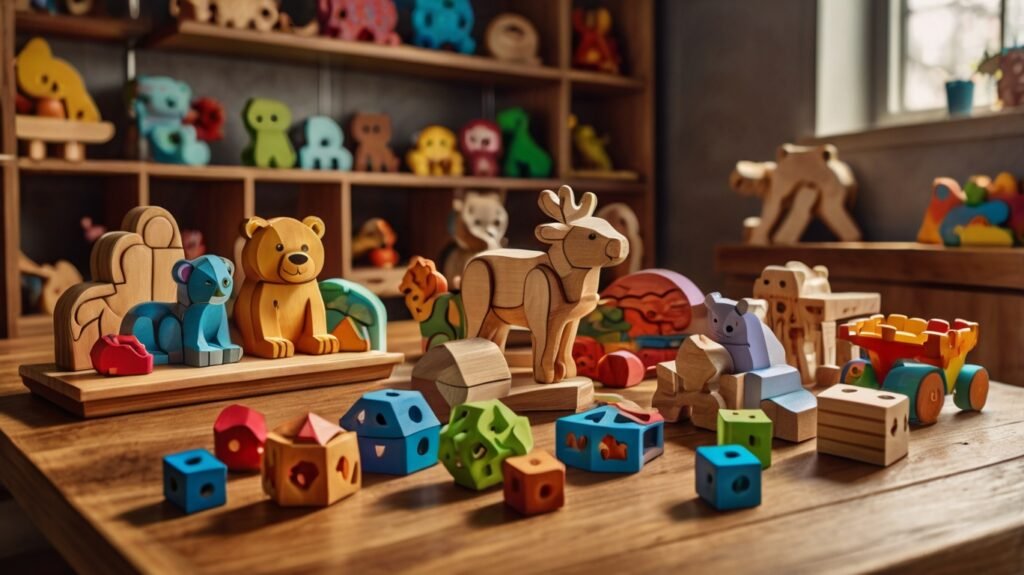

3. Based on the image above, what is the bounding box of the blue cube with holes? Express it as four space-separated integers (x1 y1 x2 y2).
555 405 664 473
695 445 762 511
340 389 441 475
162 448 227 514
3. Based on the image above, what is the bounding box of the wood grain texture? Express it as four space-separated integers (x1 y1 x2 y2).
0 323 1023 573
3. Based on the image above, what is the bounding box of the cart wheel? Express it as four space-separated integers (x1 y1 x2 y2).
885 364 945 425
954 364 989 411
840 359 879 388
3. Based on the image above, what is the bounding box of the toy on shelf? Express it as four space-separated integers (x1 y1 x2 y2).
497 107 552 178
486 13 540 65
817 384 909 467
399 256 465 352
979 47 1024 108
838 314 988 425
411 338 511 418
570 115 612 171
351 218 399 268
411 0 475 54
351 113 400 172
120 255 243 367
439 399 533 490
262 412 361 506
320 278 388 351
295 116 353 171
594 203 642 282
235 216 341 359
278 0 319 36
730 144 860 245
214 404 267 472
81 217 107 242
184 97 226 143
54 207 185 371
172 0 279 32
441 190 508 287
695 445 761 511
182 230 206 260
340 389 441 475
163 449 227 514
718 409 772 469
461 185 628 384
917 175 1021 246
459 120 503 177
753 262 880 386
17 38 99 121
407 125 464 176
572 7 621 75
556 404 664 473
503 450 565 516
318 0 400 45
18 253 82 315
131 76 211 166
89 334 154 377
242 98 296 169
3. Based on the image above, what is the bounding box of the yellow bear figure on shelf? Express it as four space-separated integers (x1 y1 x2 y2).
406 125 465 176
235 216 341 359
16 38 101 122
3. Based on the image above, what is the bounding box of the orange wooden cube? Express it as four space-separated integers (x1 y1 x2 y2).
261 412 361 507
502 450 565 516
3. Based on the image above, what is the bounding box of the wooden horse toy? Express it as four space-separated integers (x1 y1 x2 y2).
461 186 629 383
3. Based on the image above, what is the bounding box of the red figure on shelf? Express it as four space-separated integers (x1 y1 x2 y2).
89 334 154 376
572 7 622 75
459 119 503 177
185 97 226 142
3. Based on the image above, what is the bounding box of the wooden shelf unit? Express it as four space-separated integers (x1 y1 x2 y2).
0 0 655 338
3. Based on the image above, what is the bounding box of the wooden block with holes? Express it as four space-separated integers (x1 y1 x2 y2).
817 384 910 467
555 405 664 473
339 389 441 476
410 338 512 420
503 450 565 516
261 413 361 507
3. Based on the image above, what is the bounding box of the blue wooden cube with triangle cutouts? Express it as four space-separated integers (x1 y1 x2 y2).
340 389 441 475
555 406 664 473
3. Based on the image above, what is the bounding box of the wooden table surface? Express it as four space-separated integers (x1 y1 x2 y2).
1 322 1023 574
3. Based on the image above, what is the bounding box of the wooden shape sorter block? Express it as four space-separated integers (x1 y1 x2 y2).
439 400 534 491
340 389 441 476
695 445 762 511
214 404 267 472
555 405 664 473
163 449 227 515
262 413 361 507
503 450 565 516
54 206 185 371
817 384 910 467
717 409 773 469
760 388 817 443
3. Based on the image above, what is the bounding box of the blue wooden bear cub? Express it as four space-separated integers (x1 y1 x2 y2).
340 389 440 475
556 406 664 473
121 255 242 367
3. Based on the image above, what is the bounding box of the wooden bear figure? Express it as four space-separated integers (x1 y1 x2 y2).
121 255 243 367
411 0 476 54
133 76 211 166
16 37 100 122
406 125 464 176
318 0 401 45
497 107 552 178
459 119 503 177
242 98 296 169
350 113 400 172
296 116 353 171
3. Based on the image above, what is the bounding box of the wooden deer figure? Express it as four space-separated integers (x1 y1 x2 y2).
461 185 629 383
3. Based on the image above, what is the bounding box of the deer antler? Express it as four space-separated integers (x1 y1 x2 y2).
538 188 565 223
558 185 597 223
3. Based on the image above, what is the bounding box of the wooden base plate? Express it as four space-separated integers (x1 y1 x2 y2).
20 351 404 418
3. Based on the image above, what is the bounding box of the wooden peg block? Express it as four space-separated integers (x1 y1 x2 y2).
675 334 733 392
817 384 910 466
503 450 565 516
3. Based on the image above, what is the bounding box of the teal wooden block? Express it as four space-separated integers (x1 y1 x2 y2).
695 445 762 511
163 449 227 514
298 116 353 171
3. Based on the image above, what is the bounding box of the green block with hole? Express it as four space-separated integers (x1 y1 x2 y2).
717 409 773 469
438 399 533 490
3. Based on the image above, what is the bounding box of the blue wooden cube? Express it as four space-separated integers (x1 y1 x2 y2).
163 449 227 514
695 445 762 511
340 389 441 475
555 406 664 473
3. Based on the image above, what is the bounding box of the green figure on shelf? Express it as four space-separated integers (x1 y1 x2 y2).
242 98 297 169
498 107 553 178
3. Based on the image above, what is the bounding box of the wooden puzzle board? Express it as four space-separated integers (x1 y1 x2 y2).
21 351 404 418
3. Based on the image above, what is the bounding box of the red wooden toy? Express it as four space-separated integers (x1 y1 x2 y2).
318 0 401 45
572 7 622 75
89 334 154 376
185 97 226 142
596 350 645 388
571 336 604 379
459 119 503 177
214 404 268 472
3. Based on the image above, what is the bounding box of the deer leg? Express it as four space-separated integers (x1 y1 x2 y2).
816 184 862 241
460 259 493 339
556 319 581 380
750 186 789 245
524 269 557 383
772 185 818 244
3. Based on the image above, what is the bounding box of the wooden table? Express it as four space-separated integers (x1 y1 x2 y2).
1 323 1023 574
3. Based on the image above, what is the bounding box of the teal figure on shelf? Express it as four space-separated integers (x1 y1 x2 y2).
121 255 243 367
133 76 211 166
497 107 553 178
411 0 476 54
319 278 387 351
296 116 353 171
242 98 297 169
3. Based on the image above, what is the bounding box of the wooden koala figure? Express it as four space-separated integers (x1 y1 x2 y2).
235 216 340 359
703 292 786 374
442 190 508 287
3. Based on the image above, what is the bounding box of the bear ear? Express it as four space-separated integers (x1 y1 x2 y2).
172 260 194 284
736 298 749 315
705 292 721 308
240 217 270 239
303 216 326 239
219 257 235 277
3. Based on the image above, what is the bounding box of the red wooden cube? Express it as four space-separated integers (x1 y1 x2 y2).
502 450 565 516
214 404 267 472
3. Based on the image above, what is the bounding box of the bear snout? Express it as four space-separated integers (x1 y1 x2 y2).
288 253 309 265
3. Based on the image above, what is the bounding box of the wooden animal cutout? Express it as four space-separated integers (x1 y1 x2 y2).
731 144 860 245
173 0 279 31
351 218 398 268
279 0 320 35
320 278 387 351
498 107 552 178
350 113 400 172
486 13 540 65
704 292 787 373
461 186 629 383
318 0 401 45
133 76 211 166
54 207 185 371
399 256 464 351
572 8 621 74
928 177 1013 247
753 262 830 383
235 216 340 359
411 0 476 54
459 119 502 177
19 253 82 315
594 202 642 281
407 125 464 176
16 37 100 122
571 117 613 171
442 190 508 287
296 116 353 171
998 48 1024 108
242 98 296 169
917 177 966 244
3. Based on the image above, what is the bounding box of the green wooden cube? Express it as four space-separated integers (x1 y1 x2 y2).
439 400 533 490
717 409 773 469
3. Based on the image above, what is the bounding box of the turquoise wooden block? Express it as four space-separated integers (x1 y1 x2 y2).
163 449 227 514
695 445 762 511
298 116 353 171
555 406 664 473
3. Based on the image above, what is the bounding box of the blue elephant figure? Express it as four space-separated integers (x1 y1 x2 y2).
411 0 476 54
134 76 211 166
